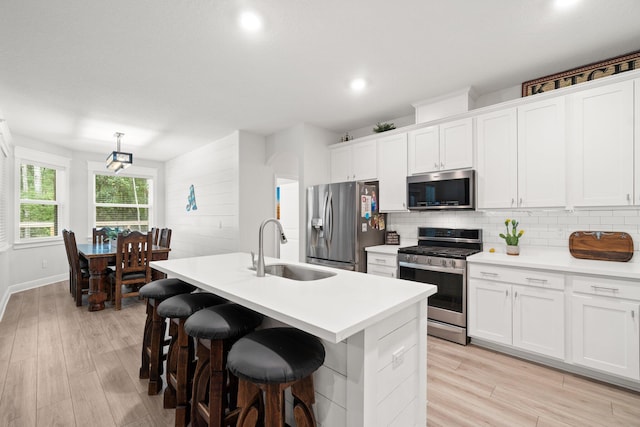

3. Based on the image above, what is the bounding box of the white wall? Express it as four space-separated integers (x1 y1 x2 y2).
5 134 164 295
388 208 640 254
165 130 273 260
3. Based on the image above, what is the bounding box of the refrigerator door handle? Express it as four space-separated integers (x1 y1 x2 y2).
327 192 334 244
320 192 329 239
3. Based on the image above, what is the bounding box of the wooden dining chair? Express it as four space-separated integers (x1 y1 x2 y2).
93 227 109 244
150 227 160 246
65 230 90 306
159 228 172 248
110 231 153 310
62 229 74 297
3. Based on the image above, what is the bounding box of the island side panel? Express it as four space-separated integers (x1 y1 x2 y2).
346 300 428 426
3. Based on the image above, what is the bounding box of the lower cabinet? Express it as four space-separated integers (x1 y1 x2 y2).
366 251 398 278
572 293 640 380
468 278 565 359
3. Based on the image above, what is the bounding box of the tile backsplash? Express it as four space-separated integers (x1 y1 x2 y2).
387 209 640 252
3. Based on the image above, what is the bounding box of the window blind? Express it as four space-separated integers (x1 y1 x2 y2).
94 174 151 232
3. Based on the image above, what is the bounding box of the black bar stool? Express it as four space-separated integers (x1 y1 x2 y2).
227 327 325 427
157 292 228 427
184 303 264 426
138 278 196 395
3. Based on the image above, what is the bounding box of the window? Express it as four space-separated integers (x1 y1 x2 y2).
93 173 153 232
15 147 69 243
0 131 9 249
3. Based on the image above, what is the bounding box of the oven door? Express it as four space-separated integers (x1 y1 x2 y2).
398 262 466 327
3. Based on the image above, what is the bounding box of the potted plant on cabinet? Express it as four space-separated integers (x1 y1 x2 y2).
500 219 524 255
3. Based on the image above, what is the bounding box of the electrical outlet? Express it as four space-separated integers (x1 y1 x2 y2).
392 346 405 369
42 259 48 269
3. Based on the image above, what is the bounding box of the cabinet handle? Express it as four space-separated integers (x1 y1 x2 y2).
632 310 635 320
375 258 387 263
591 285 619 293
505 289 509 297
511 198 515 207
514 291 518 298
434 162 439 169
481 271 498 277
440 162 445 169
627 193 631 203
526 277 548 284
519 198 523 206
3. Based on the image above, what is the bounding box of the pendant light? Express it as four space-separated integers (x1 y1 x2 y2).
106 132 132 173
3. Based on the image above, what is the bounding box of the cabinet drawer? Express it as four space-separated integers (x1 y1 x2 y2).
573 276 640 300
367 263 397 278
367 253 397 267
468 264 564 290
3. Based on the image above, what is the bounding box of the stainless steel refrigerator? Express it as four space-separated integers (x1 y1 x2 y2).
306 181 386 272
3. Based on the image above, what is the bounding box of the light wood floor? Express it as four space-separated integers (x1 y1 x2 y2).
1 281 639 426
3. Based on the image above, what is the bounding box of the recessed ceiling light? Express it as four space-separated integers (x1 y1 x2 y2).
239 11 263 32
554 0 580 10
350 78 367 92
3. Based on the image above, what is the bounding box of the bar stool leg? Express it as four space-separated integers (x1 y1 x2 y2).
164 320 179 409
148 300 167 395
175 318 194 427
236 380 262 427
264 383 285 427
139 300 153 380
292 376 317 427
190 339 209 427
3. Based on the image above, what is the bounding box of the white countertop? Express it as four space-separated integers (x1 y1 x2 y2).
468 247 640 280
151 252 436 343
366 239 418 254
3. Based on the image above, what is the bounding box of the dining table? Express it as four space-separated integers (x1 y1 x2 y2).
77 242 171 311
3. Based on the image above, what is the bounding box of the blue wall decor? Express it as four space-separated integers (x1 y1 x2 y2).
186 184 198 212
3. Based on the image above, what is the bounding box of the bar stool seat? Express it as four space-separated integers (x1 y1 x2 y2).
158 292 228 427
138 278 196 395
184 303 264 426
227 327 325 427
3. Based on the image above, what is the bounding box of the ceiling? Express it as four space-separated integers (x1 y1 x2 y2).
0 0 639 162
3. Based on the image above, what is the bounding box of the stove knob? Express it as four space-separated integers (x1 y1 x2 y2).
411 255 418 263
441 259 447 267
427 257 432 265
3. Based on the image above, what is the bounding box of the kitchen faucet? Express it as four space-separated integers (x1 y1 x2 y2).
256 218 288 277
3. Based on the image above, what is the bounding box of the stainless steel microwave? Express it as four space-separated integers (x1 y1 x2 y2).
407 169 475 210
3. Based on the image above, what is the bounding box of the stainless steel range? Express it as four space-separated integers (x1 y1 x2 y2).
397 227 482 345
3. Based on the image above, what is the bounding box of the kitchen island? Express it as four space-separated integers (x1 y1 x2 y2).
151 252 436 427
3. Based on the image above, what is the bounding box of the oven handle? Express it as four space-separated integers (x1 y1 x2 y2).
398 261 465 275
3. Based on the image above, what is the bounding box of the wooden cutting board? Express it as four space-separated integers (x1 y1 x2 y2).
569 231 634 262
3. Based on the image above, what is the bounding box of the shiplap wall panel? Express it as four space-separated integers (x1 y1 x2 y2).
165 133 240 259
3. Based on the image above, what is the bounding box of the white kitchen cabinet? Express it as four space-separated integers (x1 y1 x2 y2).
407 117 472 174
330 140 377 183
377 133 408 212
468 278 512 345
572 295 639 380
512 285 564 359
635 78 640 204
568 80 634 207
468 264 565 359
476 108 518 209
571 275 640 380
517 97 566 208
366 251 398 278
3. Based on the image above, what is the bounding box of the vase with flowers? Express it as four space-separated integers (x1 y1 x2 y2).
499 219 524 255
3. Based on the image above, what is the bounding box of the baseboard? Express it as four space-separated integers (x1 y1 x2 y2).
0 273 67 322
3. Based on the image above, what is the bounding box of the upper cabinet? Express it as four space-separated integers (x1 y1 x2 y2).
377 132 408 212
517 97 566 208
568 80 634 207
330 140 377 183
476 97 566 209
408 117 473 175
476 108 518 209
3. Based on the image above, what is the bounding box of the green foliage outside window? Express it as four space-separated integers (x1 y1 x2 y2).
95 175 151 232
19 164 58 238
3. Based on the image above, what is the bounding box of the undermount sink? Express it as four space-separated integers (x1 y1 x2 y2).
251 264 336 281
